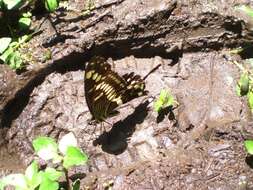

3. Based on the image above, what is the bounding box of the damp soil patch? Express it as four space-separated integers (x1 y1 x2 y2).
1 0 253 189
1 52 253 189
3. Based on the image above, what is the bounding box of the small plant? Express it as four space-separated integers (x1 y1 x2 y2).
235 5 253 18
0 0 60 70
45 0 60 12
232 5 253 112
0 34 33 69
154 89 178 113
0 132 88 190
244 140 253 155
233 59 253 112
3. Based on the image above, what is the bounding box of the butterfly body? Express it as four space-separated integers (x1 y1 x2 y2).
84 56 147 122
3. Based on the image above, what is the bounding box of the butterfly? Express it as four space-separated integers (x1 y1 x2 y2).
84 56 148 123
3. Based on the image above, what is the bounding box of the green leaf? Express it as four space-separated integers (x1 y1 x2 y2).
2 0 22 10
9 41 19 48
25 161 42 189
237 73 249 96
44 168 63 181
0 0 3 9
154 89 176 112
59 132 77 155
45 0 59 12
72 179 80 190
154 99 163 112
22 11 32 18
32 137 58 161
0 174 28 189
0 180 5 190
63 146 88 169
0 46 13 63
39 176 59 190
9 50 23 70
248 91 253 111
29 173 42 189
18 35 29 44
236 84 241 96
25 161 38 181
244 140 253 155
236 5 253 18
246 58 253 67
19 17 31 30
0 37 11 54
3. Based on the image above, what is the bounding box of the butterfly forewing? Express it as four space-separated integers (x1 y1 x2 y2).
84 56 147 122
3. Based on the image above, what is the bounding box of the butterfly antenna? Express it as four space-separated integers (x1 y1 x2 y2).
143 64 161 80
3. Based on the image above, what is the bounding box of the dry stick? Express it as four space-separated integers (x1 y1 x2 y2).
64 168 71 190
77 10 112 32
143 64 161 80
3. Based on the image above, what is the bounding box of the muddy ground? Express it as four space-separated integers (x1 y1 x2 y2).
1 0 253 189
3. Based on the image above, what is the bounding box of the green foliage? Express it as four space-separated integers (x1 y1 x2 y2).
232 59 253 112
247 91 253 111
154 89 177 113
232 5 253 112
33 136 59 161
0 37 11 54
72 179 80 190
236 73 249 96
0 0 60 70
2 0 23 10
235 5 253 18
0 161 42 190
0 34 34 70
63 146 88 169
45 0 59 12
19 12 32 31
0 133 88 190
244 140 253 155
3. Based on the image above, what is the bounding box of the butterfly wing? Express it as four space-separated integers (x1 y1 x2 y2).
121 72 147 103
85 56 127 121
85 56 147 122
85 56 111 121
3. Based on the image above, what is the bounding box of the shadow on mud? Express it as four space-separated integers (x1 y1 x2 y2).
156 105 176 123
245 155 253 169
93 100 149 155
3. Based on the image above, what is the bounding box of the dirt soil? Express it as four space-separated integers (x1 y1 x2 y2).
1 0 253 190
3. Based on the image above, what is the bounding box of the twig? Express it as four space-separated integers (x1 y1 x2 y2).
95 0 125 10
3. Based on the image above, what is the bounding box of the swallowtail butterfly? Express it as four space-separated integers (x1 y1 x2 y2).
84 56 149 123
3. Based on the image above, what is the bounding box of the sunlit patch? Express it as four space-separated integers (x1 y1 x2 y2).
138 92 143 96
